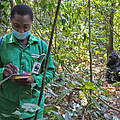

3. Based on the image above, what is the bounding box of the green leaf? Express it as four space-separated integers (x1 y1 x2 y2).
21 103 40 112
51 111 64 120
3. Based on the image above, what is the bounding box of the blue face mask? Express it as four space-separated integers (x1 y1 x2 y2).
12 29 31 40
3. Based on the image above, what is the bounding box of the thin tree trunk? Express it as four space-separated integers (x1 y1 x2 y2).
88 0 92 84
88 1 92 119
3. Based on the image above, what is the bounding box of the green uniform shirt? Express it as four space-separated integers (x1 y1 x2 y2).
0 33 55 119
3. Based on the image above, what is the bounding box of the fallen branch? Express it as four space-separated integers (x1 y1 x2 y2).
93 92 120 113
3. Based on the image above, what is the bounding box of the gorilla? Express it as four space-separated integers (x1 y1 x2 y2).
106 52 120 84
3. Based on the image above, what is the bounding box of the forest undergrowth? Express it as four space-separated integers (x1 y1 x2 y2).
44 54 120 120
0 0 120 119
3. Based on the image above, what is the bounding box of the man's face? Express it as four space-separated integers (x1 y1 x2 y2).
11 14 32 33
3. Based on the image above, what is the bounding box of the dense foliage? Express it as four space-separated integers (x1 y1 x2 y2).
0 0 120 119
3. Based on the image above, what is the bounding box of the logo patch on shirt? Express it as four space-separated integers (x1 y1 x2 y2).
32 62 41 74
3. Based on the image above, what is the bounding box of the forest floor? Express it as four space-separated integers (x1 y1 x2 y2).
44 56 120 120
92 57 120 120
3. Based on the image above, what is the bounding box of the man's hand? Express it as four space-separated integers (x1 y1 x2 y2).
14 71 35 86
3 63 19 77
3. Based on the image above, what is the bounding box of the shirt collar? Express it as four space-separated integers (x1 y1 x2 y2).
7 33 16 43
28 34 38 44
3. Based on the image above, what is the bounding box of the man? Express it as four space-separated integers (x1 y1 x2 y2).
0 4 55 120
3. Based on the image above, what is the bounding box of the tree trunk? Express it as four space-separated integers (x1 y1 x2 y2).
9 0 16 8
107 3 115 59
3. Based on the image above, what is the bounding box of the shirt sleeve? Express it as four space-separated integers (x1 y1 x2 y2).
33 41 55 87
0 67 4 80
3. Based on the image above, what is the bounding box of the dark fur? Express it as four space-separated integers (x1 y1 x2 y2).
106 52 120 84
